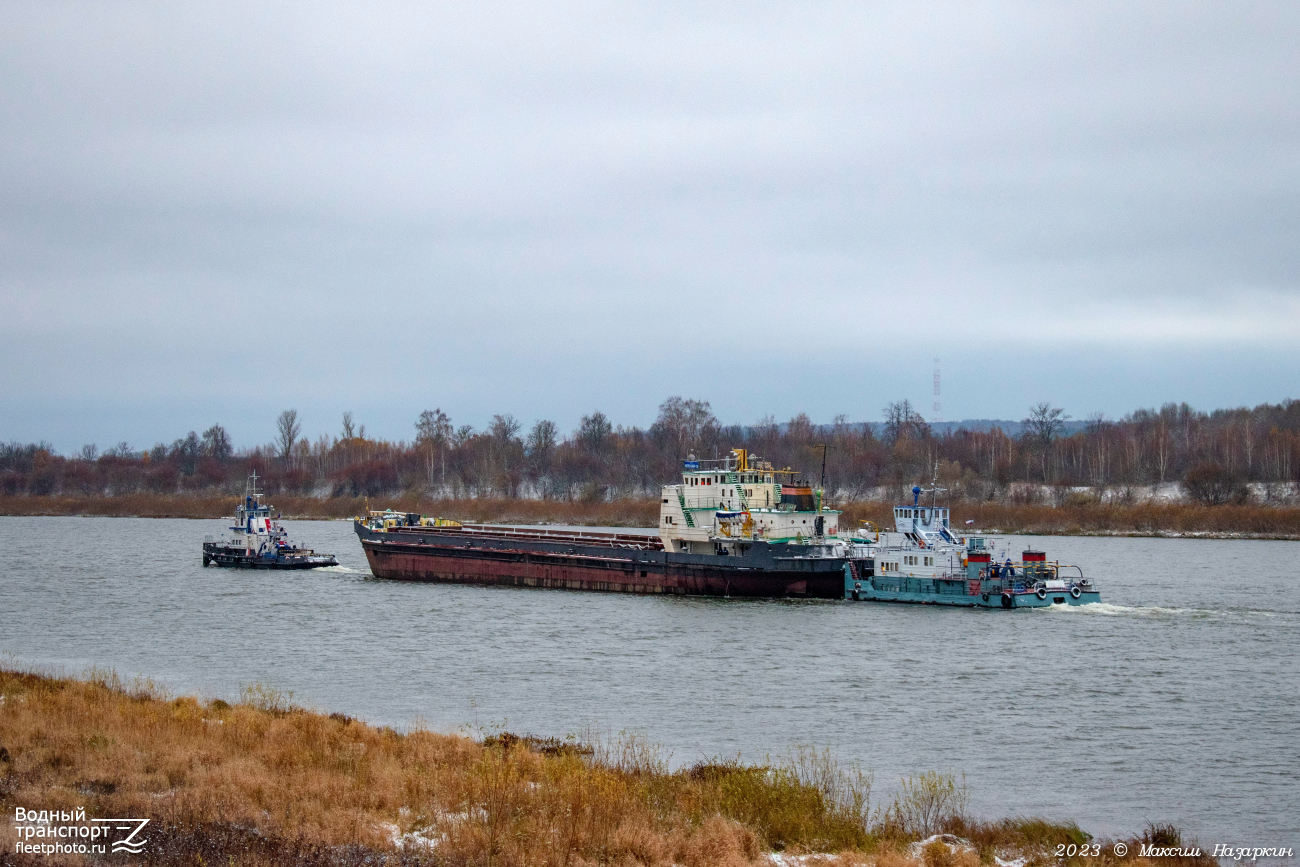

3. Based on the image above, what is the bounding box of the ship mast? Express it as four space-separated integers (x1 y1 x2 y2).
922 462 946 509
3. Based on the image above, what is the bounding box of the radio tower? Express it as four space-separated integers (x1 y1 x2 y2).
932 357 942 424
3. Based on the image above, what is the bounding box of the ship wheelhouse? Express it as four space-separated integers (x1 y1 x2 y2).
658 448 840 553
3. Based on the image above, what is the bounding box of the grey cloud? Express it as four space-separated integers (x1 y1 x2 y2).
2 1 1298 451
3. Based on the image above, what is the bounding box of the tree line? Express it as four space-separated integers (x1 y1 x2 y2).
2 396 1298 506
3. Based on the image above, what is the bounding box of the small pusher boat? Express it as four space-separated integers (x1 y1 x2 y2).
841 482 1100 608
202 473 338 569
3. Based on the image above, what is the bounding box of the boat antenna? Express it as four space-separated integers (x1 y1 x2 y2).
817 443 827 490
926 461 947 508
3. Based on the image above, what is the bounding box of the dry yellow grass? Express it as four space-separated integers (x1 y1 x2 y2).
0 669 1202 867
0 669 873 866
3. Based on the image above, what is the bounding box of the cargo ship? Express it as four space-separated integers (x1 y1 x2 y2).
356 452 1102 606
203 473 338 569
354 450 851 598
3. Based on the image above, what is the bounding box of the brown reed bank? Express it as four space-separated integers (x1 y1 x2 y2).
0 495 659 526
837 501 1300 539
4 493 1300 538
0 668 1207 867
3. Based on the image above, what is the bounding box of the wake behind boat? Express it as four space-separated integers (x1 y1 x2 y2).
202 473 337 569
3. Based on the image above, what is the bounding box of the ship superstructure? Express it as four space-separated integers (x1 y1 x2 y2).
658 449 839 551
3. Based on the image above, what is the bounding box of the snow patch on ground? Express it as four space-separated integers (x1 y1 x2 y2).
908 834 977 859
768 853 838 866
379 821 440 851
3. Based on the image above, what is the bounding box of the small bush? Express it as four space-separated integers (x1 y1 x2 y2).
1183 463 1249 506
238 682 298 714
885 771 968 837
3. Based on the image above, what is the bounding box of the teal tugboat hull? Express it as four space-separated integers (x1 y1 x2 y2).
843 565 1100 608
842 557 1101 609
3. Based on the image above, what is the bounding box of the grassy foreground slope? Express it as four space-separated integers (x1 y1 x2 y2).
0 669 1215 867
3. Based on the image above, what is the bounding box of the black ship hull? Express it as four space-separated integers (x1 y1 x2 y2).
202 542 338 570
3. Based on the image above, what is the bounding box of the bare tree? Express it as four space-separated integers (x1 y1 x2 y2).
201 424 233 461
415 408 453 488
341 411 356 440
1153 422 1172 483
577 411 612 453
787 413 816 443
490 414 522 444
883 400 928 443
1024 402 1067 482
651 397 718 456
526 419 558 492
276 410 301 463
527 419 558 458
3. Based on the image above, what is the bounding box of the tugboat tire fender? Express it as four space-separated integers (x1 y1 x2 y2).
1000 593 1013 609
1036 587 1048 600
1070 586 1081 599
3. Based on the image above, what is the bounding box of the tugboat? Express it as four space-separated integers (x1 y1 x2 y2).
202 472 338 569
840 477 1101 608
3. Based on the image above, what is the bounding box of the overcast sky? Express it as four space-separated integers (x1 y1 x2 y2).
2 2 1298 452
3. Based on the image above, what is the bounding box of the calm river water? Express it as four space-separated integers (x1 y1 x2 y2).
1 516 1296 843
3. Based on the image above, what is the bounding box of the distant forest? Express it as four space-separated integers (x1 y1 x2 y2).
3 397 1299 507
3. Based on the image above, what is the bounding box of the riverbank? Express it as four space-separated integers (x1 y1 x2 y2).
3 494 1300 538
0 668 1211 867
0 495 658 526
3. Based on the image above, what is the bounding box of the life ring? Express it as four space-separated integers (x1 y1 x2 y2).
1001 593 1013 609
1036 587 1048 600
1070 586 1081 599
